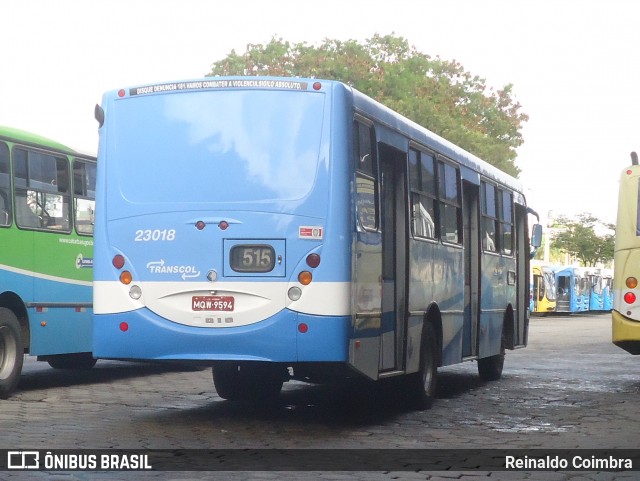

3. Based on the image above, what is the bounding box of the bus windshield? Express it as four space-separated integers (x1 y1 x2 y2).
112 90 325 204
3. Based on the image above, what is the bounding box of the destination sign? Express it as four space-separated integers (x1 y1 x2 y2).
129 79 309 96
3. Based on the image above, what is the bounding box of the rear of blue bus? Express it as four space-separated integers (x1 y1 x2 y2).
93 79 353 372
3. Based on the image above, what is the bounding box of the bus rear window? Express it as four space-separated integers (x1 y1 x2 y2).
112 90 325 204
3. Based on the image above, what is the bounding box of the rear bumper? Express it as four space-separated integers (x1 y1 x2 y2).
93 307 350 362
612 310 640 355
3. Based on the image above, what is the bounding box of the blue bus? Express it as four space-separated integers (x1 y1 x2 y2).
0 126 96 398
92 77 541 408
585 269 605 311
602 269 614 311
555 267 589 313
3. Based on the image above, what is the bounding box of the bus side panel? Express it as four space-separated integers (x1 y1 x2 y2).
435 245 464 367
408 240 435 318
0 225 35 302
0 268 33 312
408 238 435 371
29 305 92 355
30 231 93 355
479 252 506 358
1 232 93 356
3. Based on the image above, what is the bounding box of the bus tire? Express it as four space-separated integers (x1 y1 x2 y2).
47 352 97 370
407 322 438 410
0 308 24 399
478 337 505 381
212 363 283 402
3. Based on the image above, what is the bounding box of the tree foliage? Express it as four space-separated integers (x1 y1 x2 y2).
551 214 615 266
207 34 528 177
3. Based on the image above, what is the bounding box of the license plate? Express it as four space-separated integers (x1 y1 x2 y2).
192 296 235 311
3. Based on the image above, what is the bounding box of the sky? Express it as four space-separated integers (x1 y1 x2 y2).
2 0 639 225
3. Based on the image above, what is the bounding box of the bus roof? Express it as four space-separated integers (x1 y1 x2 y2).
105 76 525 197
0 125 78 156
349 86 524 195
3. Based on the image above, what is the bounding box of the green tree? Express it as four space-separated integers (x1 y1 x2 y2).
551 214 615 266
207 34 528 177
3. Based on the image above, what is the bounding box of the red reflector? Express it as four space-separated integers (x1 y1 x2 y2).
306 253 321 268
219 220 229 230
298 323 308 333
118 89 126 98
313 82 322 91
624 292 636 304
627 169 633 175
112 255 125 269
195 220 206 230
119 322 129 332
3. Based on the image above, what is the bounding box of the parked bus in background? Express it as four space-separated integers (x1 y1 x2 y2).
530 263 556 315
602 268 614 311
584 268 605 311
0 126 96 398
613 152 640 354
92 77 541 408
555 267 589 313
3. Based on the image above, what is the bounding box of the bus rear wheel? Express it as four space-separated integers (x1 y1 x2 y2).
46 352 97 370
477 338 505 381
0 308 24 399
407 322 438 410
212 363 283 402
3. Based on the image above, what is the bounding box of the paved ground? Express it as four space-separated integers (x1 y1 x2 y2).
1 313 639 480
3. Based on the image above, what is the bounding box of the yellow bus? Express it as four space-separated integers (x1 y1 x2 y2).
531 263 556 315
612 152 640 354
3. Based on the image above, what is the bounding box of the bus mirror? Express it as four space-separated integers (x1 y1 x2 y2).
531 224 542 248
95 104 105 128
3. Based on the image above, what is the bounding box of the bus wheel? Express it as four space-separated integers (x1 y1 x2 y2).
47 353 97 370
407 322 438 410
0 308 24 399
478 338 505 381
212 363 283 402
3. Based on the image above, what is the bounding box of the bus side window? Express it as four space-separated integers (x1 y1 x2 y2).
438 161 461 244
481 181 497 252
409 148 436 239
0 142 11 226
13 148 70 232
500 190 513 255
73 160 96 235
354 120 377 231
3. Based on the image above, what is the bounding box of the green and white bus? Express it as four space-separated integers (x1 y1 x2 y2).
0 126 96 398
